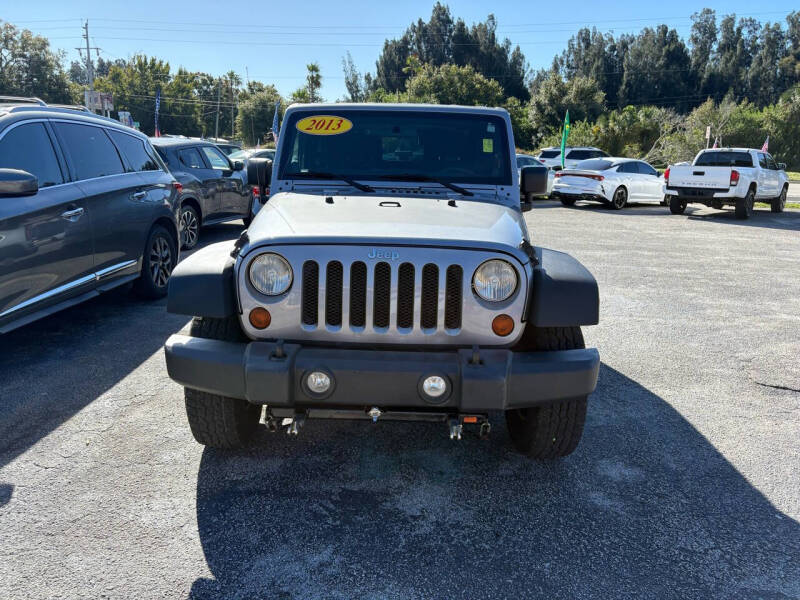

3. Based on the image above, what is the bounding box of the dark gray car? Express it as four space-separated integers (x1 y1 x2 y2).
0 99 180 334
151 138 252 250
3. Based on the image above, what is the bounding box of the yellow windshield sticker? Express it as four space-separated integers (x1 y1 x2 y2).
296 115 353 135
483 138 494 153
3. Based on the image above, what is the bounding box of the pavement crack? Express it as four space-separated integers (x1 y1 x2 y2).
754 381 800 394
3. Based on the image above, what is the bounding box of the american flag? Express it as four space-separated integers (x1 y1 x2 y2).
271 100 280 142
712 138 718 149
761 136 769 152
154 89 161 137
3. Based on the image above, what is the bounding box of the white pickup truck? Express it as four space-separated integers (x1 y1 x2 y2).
664 148 789 219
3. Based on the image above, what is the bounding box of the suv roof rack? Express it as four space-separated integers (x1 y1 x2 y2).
0 95 47 106
48 104 92 113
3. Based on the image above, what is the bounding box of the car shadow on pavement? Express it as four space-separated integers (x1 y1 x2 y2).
189 364 799 599
0 222 244 471
686 208 800 231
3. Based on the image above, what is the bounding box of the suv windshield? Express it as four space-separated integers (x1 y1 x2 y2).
695 151 753 167
539 150 560 159
278 110 511 186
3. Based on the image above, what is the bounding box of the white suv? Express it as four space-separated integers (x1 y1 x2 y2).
537 146 609 170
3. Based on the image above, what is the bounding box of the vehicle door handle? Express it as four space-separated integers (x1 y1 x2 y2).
61 207 84 221
130 190 147 200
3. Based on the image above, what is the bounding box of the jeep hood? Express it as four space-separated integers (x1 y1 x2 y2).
245 192 529 258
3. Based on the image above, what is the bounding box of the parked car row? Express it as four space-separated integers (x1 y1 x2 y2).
0 97 256 333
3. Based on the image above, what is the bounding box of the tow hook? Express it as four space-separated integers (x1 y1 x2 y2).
368 407 381 422
283 412 306 435
449 418 463 440
479 420 491 440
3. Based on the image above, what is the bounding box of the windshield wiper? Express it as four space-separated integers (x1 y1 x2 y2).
284 171 375 193
377 174 474 197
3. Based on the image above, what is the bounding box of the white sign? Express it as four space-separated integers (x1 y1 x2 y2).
84 91 114 112
705 126 711 141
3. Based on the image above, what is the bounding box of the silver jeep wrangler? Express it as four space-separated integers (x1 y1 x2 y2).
164 103 600 458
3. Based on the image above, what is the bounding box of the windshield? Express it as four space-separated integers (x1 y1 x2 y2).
228 149 253 160
277 110 511 185
539 150 560 159
695 151 753 167
574 159 614 171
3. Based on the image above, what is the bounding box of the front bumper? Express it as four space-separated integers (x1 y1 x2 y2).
164 335 600 411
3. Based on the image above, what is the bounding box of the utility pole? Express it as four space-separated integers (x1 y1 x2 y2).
83 21 94 89
214 78 221 139
230 78 235 139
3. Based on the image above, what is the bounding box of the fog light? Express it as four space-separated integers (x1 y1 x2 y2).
491 314 514 336
249 307 271 329
307 371 331 394
422 375 447 398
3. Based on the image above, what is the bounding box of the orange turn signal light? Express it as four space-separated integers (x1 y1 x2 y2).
462 416 478 424
249 307 271 329
491 314 514 337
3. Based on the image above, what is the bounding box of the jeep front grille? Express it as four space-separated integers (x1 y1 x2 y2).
301 259 463 332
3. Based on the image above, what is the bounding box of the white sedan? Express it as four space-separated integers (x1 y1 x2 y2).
516 154 554 197
552 158 665 210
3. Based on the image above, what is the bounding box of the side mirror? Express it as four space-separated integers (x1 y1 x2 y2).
0 168 38 197
247 158 272 189
520 165 548 197
233 160 244 172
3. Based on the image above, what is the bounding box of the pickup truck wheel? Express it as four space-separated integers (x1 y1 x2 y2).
133 225 177 299
771 186 787 213
506 326 588 459
559 196 576 206
711 200 723 210
735 188 755 219
184 317 259 448
611 187 627 210
669 196 686 214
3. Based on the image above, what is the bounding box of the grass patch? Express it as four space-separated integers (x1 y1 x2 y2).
786 171 800 182
756 202 800 209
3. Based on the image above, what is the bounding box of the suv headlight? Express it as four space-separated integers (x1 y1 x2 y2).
472 259 517 302
249 253 292 296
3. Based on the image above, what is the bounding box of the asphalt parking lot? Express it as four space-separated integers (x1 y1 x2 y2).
1 202 799 599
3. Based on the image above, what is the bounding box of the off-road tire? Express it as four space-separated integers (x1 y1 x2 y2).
611 186 627 210
771 186 787 213
506 326 589 459
669 196 686 214
184 317 260 448
559 196 576 206
133 224 177 299
735 188 755 220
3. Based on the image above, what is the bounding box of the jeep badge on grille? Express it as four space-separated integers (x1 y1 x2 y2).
367 248 400 260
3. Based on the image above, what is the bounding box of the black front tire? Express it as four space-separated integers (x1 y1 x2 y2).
559 196 576 206
184 317 260 449
711 200 723 210
179 204 200 250
735 188 755 220
771 186 787 213
133 224 177 299
506 326 589 459
610 187 627 210
669 196 687 214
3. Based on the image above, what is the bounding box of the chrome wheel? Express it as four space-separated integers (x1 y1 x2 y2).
179 206 199 249
149 235 173 289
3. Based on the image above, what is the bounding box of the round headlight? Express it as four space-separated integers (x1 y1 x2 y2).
249 253 292 296
473 259 517 302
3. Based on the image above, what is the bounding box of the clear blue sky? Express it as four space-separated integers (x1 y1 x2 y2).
5 1 798 100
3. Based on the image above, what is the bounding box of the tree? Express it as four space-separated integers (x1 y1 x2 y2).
528 71 606 144
0 21 72 103
689 9 717 97
235 85 283 146
373 4 528 101
402 63 504 106
342 52 367 102
618 25 692 111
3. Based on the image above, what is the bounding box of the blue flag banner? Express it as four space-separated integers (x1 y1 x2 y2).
154 89 161 137
272 100 281 141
